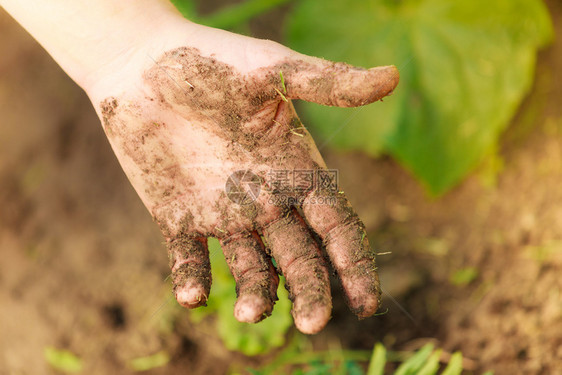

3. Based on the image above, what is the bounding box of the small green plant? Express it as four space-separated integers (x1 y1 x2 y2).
450 267 479 287
44 347 83 373
128 350 171 371
189 238 293 355
243 338 493 375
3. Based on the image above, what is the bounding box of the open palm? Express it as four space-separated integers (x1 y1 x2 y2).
96 29 399 334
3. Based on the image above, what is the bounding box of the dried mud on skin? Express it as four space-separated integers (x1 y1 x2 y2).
304 190 381 317
141 47 394 146
220 232 279 322
2 1 562 373
99 46 387 230
262 209 332 333
168 235 211 308
100 47 323 236
98 45 383 331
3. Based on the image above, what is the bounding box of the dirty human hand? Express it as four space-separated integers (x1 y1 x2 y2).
0 0 398 334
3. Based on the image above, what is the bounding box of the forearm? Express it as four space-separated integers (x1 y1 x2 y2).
0 0 191 92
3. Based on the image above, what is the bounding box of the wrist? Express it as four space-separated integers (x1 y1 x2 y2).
85 14 199 102
0 0 195 94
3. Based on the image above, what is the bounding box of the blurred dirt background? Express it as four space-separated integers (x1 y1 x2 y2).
1 1 562 374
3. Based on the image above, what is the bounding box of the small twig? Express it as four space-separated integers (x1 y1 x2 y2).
290 128 304 137
373 308 389 317
376 251 392 256
275 87 289 102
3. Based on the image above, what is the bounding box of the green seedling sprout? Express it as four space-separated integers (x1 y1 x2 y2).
279 70 287 94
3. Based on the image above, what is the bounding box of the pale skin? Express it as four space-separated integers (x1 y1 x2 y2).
1 0 399 334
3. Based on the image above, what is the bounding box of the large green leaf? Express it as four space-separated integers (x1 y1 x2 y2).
169 0 197 20
170 0 293 30
287 0 553 194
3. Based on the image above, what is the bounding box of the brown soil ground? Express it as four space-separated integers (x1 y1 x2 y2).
1 1 561 374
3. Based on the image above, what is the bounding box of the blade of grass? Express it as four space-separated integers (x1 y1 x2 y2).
279 70 287 93
441 352 463 375
44 347 83 373
417 349 441 375
128 351 170 371
394 344 434 375
366 343 386 375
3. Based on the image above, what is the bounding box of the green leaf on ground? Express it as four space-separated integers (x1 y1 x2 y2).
190 238 293 356
44 347 83 373
128 351 170 372
287 0 553 194
450 267 479 286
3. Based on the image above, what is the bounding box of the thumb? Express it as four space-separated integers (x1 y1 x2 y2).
280 55 399 107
